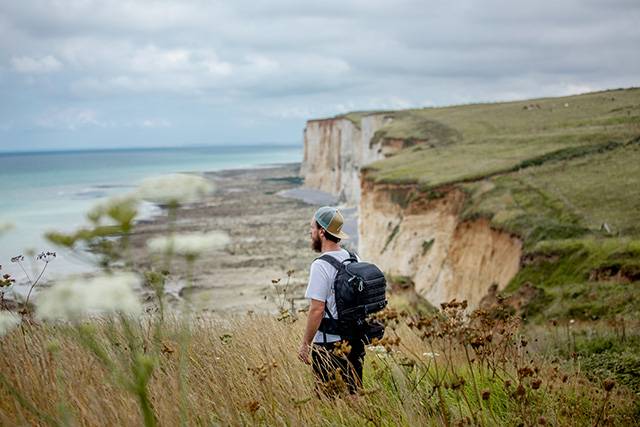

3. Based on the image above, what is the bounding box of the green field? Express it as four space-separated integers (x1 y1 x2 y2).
364 88 640 189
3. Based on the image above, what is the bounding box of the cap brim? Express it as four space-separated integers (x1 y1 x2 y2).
326 229 349 239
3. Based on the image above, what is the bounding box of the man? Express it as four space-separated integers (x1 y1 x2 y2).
298 206 365 394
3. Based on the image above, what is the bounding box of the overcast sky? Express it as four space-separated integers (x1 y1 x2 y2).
1 0 639 151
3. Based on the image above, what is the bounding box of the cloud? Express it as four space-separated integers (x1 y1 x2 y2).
11 55 62 73
0 0 638 150
139 118 172 128
36 108 104 130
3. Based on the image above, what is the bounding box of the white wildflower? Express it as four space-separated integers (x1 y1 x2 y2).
0 311 21 337
422 352 440 358
135 173 213 205
36 272 142 321
367 345 388 354
147 231 230 258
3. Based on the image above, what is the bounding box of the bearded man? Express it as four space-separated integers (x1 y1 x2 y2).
297 206 365 394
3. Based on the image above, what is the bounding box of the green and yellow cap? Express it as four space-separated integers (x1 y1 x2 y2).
314 206 349 239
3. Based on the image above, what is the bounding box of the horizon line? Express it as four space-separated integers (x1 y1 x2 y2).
0 141 302 156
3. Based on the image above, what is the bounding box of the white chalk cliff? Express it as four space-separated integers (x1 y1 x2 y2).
300 114 522 308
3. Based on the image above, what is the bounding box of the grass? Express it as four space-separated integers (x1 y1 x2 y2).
363 88 640 187
500 237 640 321
1 303 638 426
335 110 391 128
461 140 640 244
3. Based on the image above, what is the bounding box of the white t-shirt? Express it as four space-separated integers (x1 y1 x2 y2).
305 248 359 344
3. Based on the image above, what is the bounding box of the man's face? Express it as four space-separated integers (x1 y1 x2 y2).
310 218 322 253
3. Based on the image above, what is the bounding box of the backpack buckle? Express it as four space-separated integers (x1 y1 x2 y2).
358 280 364 292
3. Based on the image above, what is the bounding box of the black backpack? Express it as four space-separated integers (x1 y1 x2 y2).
317 250 387 344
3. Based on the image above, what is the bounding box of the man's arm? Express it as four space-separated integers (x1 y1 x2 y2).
298 299 325 364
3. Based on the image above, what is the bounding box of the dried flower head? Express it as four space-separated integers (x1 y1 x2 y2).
515 383 526 398
135 173 213 205
37 251 57 262
0 311 21 337
147 231 230 258
0 222 14 235
36 272 142 321
1 273 16 287
603 378 615 392
246 400 260 414
332 340 352 357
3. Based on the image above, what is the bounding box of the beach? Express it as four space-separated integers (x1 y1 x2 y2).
1 147 359 315
127 162 356 314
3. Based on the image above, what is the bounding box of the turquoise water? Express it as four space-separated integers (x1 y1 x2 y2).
0 144 302 281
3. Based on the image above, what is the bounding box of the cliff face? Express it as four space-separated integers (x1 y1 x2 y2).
301 114 523 309
358 178 522 308
300 115 390 205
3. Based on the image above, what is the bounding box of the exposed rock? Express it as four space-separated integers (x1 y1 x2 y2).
300 114 392 205
359 180 522 309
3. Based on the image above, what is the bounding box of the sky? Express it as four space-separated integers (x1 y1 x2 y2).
0 0 639 152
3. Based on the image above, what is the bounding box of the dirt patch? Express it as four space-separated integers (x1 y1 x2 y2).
479 281 544 315
589 263 640 283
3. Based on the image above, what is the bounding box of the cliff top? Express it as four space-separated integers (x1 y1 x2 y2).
363 87 640 186
359 88 640 242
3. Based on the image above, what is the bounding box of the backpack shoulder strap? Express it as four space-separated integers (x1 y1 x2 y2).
316 254 344 271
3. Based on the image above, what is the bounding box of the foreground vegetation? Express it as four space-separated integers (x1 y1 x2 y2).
1 301 638 426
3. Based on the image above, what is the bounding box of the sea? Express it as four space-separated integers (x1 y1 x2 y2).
0 144 302 287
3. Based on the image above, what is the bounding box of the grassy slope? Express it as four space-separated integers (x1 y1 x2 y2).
351 89 640 393
364 88 640 188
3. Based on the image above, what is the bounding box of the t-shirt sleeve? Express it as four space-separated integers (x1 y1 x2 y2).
304 260 331 302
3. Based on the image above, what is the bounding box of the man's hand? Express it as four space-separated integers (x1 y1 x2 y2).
299 299 324 364
298 342 311 364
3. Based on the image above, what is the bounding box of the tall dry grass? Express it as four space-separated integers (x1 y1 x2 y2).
1 302 637 426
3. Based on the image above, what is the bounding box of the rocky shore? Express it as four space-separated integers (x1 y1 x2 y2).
128 163 354 315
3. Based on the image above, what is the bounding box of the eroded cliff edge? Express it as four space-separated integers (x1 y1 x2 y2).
358 177 522 308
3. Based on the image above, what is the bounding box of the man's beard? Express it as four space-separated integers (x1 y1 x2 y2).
311 235 322 253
